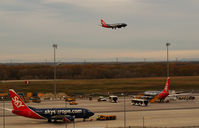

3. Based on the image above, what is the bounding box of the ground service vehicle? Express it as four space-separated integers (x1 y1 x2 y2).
109 96 118 103
30 96 41 103
65 97 76 102
177 96 195 100
18 92 29 103
131 98 148 106
96 115 116 120
69 101 78 105
97 96 107 102
0 93 9 101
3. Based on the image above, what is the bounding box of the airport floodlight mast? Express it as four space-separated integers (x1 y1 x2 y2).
166 42 170 77
52 44 57 99
2 97 5 128
121 93 126 128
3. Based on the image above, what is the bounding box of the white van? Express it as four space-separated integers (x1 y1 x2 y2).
109 96 118 103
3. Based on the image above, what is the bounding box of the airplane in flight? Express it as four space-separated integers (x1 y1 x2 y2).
136 77 170 103
100 19 127 29
8 89 94 123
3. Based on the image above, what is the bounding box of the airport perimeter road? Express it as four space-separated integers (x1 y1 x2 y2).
1 96 199 128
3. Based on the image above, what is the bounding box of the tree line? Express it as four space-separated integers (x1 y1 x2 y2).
0 62 199 80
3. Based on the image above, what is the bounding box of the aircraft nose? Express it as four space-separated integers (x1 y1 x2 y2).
89 111 94 116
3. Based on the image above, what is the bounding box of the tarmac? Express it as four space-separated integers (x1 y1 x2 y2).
1 96 199 128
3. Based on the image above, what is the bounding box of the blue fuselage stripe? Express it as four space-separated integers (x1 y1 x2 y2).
29 107 91 119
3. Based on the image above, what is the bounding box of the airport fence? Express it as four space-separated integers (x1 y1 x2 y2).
109 126 199 128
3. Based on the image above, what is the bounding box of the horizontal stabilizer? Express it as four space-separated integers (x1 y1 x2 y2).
0 107 12 111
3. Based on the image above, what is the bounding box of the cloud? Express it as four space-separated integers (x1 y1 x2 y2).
43 0 130 8
0 0 199 62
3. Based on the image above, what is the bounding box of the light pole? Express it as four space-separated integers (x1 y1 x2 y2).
121 93 126 128
2 97 5 128
52 44 57 99
166 42 170 77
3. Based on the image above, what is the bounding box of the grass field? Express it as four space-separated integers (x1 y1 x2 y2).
1 76 199 95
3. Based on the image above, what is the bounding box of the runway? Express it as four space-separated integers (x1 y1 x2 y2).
1 96 199 128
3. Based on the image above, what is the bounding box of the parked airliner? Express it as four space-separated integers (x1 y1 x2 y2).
8 89 94 123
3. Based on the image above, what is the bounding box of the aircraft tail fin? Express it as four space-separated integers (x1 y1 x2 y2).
101 19 107 26
9 89 29 111
9 89 44 119
163 77 170 93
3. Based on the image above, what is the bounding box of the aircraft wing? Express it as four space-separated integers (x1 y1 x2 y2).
169 93 192 96
149 95 159 103
144 91 161 96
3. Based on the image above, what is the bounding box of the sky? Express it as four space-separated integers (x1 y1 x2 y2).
0 0 199 63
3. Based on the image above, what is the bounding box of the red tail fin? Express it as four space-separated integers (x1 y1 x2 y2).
101 19 107 26
9 89 44 119
9 89 28 111
163 77 170 93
